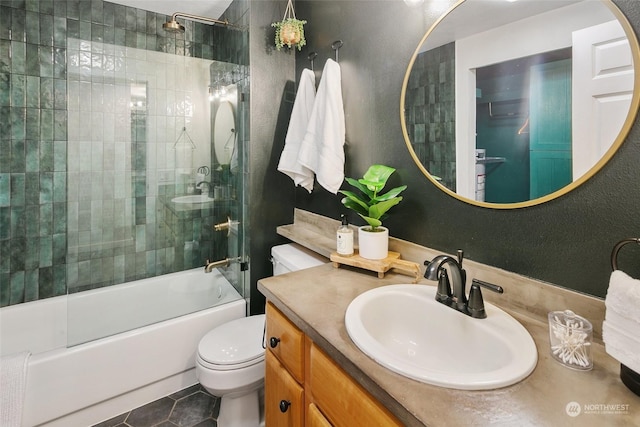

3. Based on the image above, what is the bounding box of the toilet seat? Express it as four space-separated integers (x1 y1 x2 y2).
197 314 266 371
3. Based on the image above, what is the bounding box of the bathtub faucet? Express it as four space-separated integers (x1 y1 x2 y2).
204 257 240 273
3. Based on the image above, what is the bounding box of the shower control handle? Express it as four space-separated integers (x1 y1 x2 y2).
279 400 291 413
269 337 280 348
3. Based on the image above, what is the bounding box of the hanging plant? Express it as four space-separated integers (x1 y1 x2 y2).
272 0 307 51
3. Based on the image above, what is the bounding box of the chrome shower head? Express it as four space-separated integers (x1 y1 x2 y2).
163 12 232 34
163 18 185 33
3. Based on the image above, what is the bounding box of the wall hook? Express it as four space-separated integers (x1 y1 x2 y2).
308 51 317 71
331 40 343 62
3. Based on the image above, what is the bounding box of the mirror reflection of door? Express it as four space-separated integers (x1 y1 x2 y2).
472 19 631 204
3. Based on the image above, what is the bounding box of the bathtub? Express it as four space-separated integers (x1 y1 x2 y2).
0 268 246 427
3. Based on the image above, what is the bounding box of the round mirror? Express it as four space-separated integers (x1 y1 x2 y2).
401 0 640 208
214 101 236 165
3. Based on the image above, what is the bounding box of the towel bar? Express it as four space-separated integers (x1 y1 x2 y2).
610 237 640 271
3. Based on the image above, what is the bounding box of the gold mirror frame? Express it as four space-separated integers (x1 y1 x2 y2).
400 0 640 209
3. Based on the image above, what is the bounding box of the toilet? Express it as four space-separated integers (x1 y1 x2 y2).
195 243 326 427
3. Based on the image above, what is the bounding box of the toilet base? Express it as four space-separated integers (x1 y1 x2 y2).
217 388 262 427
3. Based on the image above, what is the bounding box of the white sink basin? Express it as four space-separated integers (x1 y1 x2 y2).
171 195 214 204
345 284 537 390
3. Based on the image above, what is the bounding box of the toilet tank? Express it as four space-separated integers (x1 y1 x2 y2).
271 243 327 276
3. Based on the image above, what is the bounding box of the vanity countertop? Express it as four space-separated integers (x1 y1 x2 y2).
258 263 640 426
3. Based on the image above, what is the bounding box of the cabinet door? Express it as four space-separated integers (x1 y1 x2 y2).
266 303 305 382
309 344 402 427
307 403 333 427
266 349 304 427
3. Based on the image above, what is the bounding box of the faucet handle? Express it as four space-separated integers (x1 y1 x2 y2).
468 279 504 319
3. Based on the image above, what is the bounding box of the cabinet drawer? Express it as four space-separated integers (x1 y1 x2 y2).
265 350 304 427
266 302 305 382
309 344 402 427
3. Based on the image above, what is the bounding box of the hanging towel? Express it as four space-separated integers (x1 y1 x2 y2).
298 59 345 194
277 68 317 192
603 270 640 373
0 351 31 427
605 270 640 324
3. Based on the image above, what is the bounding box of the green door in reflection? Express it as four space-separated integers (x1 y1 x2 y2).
529 59 572 199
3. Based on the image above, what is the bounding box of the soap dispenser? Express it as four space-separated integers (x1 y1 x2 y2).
336 214 354 256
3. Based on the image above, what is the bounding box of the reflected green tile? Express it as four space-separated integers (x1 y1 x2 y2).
10 173 25 206
24 237 39 269
103 2 114 27
11 107 25 140
39 45 53 77
53 78 65 109
114 4 126 30
91 23 103 43
25 75 39 107
53 171 64 202
0 73 8 106
10 205 25 237
0 39 10 74
52 233 65 264
114 27 125 46
25 42 39 76
0 240 9 274
11 41 25 74
39 235 52 267
125 29 135 48
125 6 136 31
53 48 65 79
24 269 38 302
39 140 53 171
38 266 53 298
67 18 79 39
0 206 8 239
25 204 38 237
24 172 39 205
39 172 53 203
53 110 65 139
53 140 65 171
40 108 53 140
0 7 11 41
52 202 65 234
25 108 39 139
53 1 66 18
10 271 24 305
0 173 8 206
0 272 9 307
39 202 52 235
53 265 65 296
10 73 25 107
79 20 90 40
67 0 79 20
10 138 25 172
11 8 25 43
39 0 53 16
104 26 114 44
25 10 39 44
79 0 91 22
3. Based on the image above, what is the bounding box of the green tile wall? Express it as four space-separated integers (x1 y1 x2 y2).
0 0 248 307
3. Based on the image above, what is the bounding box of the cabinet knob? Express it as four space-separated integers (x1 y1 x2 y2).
279 400 291 413
269 337 281 348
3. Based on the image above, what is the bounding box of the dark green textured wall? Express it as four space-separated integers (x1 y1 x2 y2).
291 0 640 298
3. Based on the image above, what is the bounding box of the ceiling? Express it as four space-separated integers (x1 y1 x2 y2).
108 0 234 19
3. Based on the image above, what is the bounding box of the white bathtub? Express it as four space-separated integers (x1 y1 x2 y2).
0 268 246 427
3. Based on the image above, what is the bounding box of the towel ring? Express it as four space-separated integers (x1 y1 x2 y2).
610 237 640 271
331 40 343 62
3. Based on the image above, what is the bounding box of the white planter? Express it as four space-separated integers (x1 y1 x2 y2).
358 226 389 260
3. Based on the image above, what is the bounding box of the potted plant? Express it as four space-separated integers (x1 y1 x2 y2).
272 0 307 51
339 164 407 260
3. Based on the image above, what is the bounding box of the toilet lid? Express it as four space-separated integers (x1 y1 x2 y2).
198 314 266 367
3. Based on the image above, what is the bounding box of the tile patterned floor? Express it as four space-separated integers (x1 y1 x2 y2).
92 385 220 427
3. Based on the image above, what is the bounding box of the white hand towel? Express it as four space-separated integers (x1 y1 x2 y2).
605 270 640 324
1 351 31 427
603 320 640 373
277 68 317 192
298 59 345 194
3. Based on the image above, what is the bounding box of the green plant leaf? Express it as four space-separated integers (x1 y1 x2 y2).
358 214 382 229
373 185 407 202
340 193 369 216
361 165 396 191
369 197 403 219
344 177 374 199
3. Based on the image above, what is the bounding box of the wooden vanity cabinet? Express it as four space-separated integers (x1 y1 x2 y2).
265 302 402 427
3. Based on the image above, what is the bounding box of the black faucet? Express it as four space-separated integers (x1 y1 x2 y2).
424 250 504 319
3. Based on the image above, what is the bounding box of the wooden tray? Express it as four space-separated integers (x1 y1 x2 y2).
330 251 422 283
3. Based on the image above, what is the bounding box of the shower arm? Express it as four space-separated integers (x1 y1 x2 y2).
170 12 231 27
